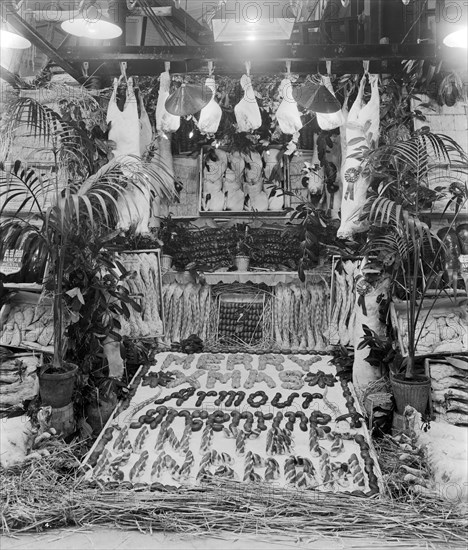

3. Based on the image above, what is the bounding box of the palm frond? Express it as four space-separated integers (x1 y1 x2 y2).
0 162 55 218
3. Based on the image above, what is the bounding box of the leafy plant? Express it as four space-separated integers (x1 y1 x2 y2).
357 325 402 374
0 93 174 374
282 192 339 281
62 227 141 379
360 127 468 379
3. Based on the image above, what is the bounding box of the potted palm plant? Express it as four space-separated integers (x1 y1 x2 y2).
0 92 174 417
360 127 468 414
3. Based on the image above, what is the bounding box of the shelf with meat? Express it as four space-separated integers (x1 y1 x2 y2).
199 148 290 215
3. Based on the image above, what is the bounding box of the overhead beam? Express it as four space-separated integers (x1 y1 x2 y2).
4 2 81 82
61 42 440 63
0 65 26 88
60 41 467 78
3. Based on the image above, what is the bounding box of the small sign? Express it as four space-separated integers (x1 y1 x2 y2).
460 255 468 273
0 249 23 276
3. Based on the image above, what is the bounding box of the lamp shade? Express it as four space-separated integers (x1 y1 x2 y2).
0 28 31 49
310 85 342 113
61 4 122 39
165 83 213 116
293 81 341 113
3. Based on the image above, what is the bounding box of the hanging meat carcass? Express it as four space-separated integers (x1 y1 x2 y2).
139 91 153 157
198 76 222 135
107 76 140 158
234 73 262 132
155 70 180 134
107 77 151 234
151 69 180 227
276 78 303 135
338 74 380 240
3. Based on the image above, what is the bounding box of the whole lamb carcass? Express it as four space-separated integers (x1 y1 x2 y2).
198 76 222 135
234 73 262 132
338 74 380 240
276 78 303 135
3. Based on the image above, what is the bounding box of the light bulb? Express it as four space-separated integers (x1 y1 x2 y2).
189 131 194 138
443 27 468 48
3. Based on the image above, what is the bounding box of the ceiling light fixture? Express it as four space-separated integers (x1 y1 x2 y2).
61 1 122 39
443 26 467 48
0 23 31 49
440 1 467 49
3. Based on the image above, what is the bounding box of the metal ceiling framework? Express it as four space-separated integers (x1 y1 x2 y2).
1 0 467 84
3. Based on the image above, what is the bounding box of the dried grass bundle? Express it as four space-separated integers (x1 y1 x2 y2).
1 450 467 546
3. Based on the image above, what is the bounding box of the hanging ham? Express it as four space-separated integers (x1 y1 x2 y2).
234 74 262 132
316 76 345 131
198 76 222 135
338 74 380 240
155 70 180 134
276 78 302 135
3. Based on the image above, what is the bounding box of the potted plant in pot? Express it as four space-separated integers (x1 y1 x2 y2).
360 127 468 414
157 214 192 272
0 92 174 424
234 224 255 271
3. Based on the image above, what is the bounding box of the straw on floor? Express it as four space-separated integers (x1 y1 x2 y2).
1 443 467 546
